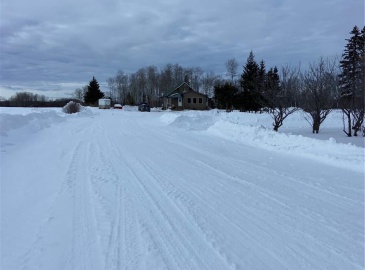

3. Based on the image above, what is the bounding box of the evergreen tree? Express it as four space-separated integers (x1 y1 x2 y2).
258 60 267 94
214 82 238 111
239 51 265 112
240 90 262 112
265 67 280 104
84 76 104 105
338 26 365 136
240 51 260 93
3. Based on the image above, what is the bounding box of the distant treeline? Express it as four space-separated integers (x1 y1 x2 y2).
0 92 83 107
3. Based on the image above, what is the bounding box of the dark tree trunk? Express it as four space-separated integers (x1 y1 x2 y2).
312 116 320 134
352 110 364 136
273 116 282 132
343 110 352 137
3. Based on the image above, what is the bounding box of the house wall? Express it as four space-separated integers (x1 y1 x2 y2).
163 82 208 110
171 98 178 109
163 97 179 109
163 97 169 109
183 92 207 110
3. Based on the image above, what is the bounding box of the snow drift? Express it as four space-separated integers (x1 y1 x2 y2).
161 110 364 173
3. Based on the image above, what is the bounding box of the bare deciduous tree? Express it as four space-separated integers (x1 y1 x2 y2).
136 67 147 102
201 71 221 98
146 65 159 106
187 66 203 92
159 64 174 92
115 70 128 105
225 58 239 84
106 77 117 102
261 64 301 131
301 58 338 133
73 88 84 101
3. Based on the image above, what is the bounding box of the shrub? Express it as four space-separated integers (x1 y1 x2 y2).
62 101 82 114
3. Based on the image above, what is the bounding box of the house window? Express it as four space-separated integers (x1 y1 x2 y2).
193 98 197 103
187 98 191 103
199 98 203 104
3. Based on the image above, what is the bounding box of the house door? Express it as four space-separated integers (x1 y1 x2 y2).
178 97 182 107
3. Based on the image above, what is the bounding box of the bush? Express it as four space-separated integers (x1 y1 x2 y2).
62 101 82 114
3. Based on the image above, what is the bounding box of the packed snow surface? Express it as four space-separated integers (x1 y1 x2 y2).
1 107 364 270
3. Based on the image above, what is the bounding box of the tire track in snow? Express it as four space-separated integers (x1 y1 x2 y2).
100 123 143 270
174 154 333 269
87 142 122 269
69 141 104 270
132 154 286 269
102 125 194 269
17 143 83 270
120 127 302 269
153 136 361 269
108 121 241 269
124 161 189 269
103 126 193 269
132 156 239 270
143 125 363 269
187 155 363 269
119 155 234 270
117 116 364 269
121 127 267 268
104 175 123 270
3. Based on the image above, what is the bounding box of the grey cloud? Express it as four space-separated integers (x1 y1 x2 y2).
0 0 363 98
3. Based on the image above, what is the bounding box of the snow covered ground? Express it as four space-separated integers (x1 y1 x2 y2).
1 106 364 270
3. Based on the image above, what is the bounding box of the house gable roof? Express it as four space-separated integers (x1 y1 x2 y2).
162 82 189 97
162 82 206 98
183 91 207 98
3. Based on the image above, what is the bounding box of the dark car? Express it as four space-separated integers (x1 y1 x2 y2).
138 103 150 112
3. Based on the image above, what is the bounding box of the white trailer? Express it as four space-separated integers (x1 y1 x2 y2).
98 99 111 109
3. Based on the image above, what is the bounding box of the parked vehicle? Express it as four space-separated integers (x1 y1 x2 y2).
138 103 150 112
114 104 123 109
98 99 111 109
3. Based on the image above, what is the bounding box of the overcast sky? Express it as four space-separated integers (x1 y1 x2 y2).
0 0 363 99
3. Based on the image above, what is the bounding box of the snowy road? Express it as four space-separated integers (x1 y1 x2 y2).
1 109 364 270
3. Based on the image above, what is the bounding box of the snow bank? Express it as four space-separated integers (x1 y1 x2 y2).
161 110 364 173
0 107 94 137
122 105 138 111
159 112 180 124
170 111 217 131
121 105 162 112
207 120 364 173
1 107 363 172
0 107 60 115
0 111 64 137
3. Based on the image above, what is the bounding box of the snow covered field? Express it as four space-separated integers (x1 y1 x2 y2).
1 106 364 270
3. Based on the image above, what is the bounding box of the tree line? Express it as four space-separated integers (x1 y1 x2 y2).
74 65 224 107
213 25 364 136
0 92 82 108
